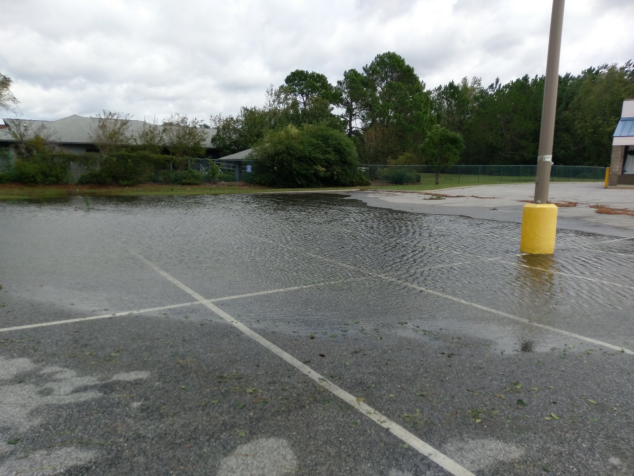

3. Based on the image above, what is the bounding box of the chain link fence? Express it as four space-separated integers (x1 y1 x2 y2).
359 164 606 186
0 149 14 174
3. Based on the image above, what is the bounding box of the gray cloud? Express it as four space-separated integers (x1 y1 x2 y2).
0 0 632 121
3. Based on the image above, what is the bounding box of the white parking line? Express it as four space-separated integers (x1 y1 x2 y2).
0 302 198 334
0 277 372 334
246 234 634 356
129 250 475 476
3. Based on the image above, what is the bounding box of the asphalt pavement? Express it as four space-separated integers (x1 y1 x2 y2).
0 191 633 476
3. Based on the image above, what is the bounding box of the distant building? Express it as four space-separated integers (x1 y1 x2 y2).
0 115 217 157
609 99 634 186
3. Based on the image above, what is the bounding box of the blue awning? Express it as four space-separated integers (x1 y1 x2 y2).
614 118 634 137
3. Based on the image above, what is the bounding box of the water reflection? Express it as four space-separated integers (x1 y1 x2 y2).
513 254 560 352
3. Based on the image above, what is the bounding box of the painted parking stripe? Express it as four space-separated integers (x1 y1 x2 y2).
129 250 475 476
0 277 372 334
246 234 634 356
0 302 198 334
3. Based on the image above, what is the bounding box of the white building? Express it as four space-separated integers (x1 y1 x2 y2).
609 99 634 186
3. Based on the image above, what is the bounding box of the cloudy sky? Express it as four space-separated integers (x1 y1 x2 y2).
1 0 632 123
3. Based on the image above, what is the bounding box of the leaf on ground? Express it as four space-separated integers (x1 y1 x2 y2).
180 386 188 390
403 444 409 448
475 419 482 423
236 430 246 437
517 399 527 407
7 438 19 445
236 403 246 410
588 399 597 404
246 388 256 394
550 413 559 420
210 400 220 404
356 397 365 403
513 381 522 389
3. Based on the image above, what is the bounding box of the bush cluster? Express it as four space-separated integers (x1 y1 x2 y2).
384 168 421 185
77 151 173 186
0 151 219 186
217 173 235 182
251 124 370 188
0 154 76 184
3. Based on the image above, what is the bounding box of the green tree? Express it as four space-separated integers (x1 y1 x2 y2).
564 64 634 165
162 113 207 158
419 125 465 184
211 107 272 157
461 75 543 165
284 70 336 109
358 52 433 163
90 110 133 156
135 119 165 154
335 69 370 137
251 123 369 188
281 70 342 129
431 77 482 134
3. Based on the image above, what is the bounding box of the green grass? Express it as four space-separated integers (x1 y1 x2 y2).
0 174 602 201
363 173 601 192
0 183 361 200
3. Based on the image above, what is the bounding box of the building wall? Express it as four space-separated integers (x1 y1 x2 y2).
62 144 88 154
608 146 625 186
622 99 634 118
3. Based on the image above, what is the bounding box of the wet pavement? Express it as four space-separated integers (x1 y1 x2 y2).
350 182 634 237
0 193 633 476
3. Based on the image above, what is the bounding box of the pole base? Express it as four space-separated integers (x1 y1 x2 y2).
520 204 558 254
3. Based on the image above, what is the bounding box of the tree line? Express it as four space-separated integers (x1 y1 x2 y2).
212 53 634 167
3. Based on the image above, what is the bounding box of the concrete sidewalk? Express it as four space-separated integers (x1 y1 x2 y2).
349 182 634 237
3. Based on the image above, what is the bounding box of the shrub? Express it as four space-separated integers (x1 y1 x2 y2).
10 156 71 184
217 173 235 182
170 169 204 185
251 124 370 188
385 168 421 185
78 151 172 185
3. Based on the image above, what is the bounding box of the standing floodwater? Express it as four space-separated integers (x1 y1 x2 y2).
1 193 633 476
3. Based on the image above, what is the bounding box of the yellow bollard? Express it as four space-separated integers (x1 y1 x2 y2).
604 167 610 188
520 204 558 254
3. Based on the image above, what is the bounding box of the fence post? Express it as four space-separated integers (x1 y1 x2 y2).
458 165 461 184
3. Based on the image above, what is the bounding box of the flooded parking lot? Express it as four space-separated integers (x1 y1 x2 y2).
1 193 633 475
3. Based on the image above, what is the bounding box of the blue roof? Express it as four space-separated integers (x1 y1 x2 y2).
614 118 634 137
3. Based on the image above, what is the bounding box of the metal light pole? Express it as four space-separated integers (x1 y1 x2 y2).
534 0 565 204
520 0 565 254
